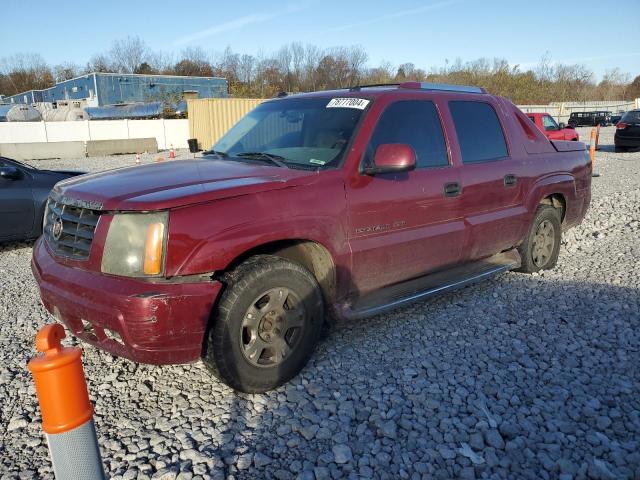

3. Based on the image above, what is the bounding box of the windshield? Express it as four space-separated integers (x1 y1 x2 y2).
0 157 35 170
621 111 640 123
211 96 369 169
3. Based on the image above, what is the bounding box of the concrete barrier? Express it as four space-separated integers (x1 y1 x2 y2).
0 119 189 149
86 138 158 157
0 141 86 160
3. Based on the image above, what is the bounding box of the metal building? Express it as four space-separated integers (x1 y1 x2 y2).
3 72 228 107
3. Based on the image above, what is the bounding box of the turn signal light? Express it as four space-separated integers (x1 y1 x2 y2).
616 122 627 130
143 223 164 275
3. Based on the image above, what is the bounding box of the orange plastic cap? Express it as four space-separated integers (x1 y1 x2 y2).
28 324 93 434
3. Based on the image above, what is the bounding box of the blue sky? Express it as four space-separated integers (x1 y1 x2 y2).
1 0 639 79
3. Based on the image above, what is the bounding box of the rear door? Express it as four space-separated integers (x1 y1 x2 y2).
447 99 527 261
346 97 466 294
0 159 35 240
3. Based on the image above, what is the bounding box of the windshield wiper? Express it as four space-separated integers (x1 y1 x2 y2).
235 152 289 168
201 149 228 158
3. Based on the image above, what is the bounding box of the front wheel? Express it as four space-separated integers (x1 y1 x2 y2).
203 255 324 393
516 205 562 273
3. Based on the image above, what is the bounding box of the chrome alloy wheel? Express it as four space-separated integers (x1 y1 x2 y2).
531 219 555 268
240 287 306 367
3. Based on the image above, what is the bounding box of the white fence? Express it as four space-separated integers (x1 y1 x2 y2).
0 119 189 150
517 99 640 124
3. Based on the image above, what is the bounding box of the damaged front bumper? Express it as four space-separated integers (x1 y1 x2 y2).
31 238 222 364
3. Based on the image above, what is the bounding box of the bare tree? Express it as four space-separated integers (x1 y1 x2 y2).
53 62 80 82
1 39 638 102
109 36 152 73
0 53 53 96
85 53 112 73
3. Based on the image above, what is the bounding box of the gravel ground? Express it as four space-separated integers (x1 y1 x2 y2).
1 127 639 479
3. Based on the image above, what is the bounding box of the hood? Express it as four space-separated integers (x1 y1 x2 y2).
52 159 316 211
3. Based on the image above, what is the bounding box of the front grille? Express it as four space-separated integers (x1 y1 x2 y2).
44 198 102 260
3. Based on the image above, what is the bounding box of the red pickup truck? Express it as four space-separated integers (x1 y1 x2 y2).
527 112 580 141
32 83 591 392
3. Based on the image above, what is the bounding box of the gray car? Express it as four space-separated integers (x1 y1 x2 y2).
0 157 84 242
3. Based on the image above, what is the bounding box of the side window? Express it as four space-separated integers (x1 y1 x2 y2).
527 115 536 123
367 100 449 168
449 101 508 164
542 115 559 131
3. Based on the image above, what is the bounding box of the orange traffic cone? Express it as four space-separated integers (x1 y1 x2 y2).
28 324 106 479
169 144 176 159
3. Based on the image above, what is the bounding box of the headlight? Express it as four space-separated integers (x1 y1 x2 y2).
101 212 168 277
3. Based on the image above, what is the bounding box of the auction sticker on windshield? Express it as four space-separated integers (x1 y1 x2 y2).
326 98 370 110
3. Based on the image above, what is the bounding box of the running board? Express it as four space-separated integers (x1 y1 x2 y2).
339 249 521 321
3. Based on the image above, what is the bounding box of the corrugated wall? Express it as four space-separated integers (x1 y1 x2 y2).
187 98 265 149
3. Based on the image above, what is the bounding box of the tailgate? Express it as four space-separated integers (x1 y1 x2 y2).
551 140 586 152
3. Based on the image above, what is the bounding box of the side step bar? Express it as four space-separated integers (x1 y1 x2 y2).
338 249 521 321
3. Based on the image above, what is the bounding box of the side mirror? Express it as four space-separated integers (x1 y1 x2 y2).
365 144 416 175
0 166 23 180
559 122 566 129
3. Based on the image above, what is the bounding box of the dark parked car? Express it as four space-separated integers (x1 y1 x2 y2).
610 112 624 125
0 157 84 242
614 110 640 152
568 111 611 127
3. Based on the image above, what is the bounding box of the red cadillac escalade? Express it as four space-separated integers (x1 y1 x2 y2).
32 82 591 392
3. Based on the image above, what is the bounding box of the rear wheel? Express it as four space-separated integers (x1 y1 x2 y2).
203 255 324 393
614 145 628 153
517 205 562 273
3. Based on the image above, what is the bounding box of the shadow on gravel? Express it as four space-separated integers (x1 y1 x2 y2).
82 275 639 479
597 143 640 154
0 239 36 253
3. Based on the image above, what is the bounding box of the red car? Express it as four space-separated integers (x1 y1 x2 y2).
527 112 580 141
32 83 591 392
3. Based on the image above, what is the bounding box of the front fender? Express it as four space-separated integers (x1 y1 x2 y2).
164 178 349 277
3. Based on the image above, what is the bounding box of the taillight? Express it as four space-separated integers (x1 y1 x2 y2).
616 122 627 129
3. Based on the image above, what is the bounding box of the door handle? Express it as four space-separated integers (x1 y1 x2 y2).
504 174 517 187
443 182 461 197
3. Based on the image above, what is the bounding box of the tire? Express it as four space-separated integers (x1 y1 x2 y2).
516 205 562 273
203 255 324 393
614 145 628 153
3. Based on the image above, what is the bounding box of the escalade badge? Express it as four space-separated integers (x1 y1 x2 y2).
52 217 63 240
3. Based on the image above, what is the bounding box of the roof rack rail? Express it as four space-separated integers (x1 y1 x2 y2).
399 82 486 94
346 82 486 94
348 83 400 91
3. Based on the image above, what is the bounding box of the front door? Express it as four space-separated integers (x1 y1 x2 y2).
541 114 564 140
346 99 466 295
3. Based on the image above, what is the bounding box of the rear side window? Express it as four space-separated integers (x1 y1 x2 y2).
621 111 640 123
367 100 449 168
449 101 508 163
